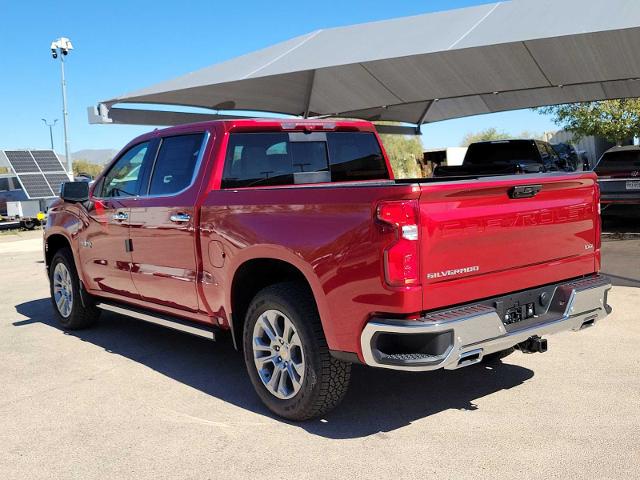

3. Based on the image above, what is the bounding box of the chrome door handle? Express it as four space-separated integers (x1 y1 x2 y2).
170 213 191 223
112 212 128 221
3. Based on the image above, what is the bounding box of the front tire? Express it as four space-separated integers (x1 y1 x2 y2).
243 282 351 421
49 247 99 329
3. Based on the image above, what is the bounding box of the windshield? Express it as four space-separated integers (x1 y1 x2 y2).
464 141 539 165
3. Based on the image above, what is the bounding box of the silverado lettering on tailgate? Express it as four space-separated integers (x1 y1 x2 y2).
426 265 480 279
439 203 592 238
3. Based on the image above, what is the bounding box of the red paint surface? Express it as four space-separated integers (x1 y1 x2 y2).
45 119 601 359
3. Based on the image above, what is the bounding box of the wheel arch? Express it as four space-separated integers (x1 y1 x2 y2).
44 232 73 271
227 252 330 351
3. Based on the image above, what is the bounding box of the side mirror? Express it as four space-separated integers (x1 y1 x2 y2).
60 181 90 203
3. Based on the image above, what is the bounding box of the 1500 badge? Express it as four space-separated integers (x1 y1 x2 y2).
427 265 480 279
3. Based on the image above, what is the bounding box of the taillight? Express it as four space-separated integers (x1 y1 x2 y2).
377 200 420 287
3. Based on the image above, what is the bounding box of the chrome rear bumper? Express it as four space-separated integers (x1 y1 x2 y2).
360 275 612 371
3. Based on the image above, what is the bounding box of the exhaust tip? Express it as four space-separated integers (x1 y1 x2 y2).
457 348 483 367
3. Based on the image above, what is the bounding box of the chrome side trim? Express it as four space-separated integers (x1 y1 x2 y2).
360 276 612 372
96 302 216 340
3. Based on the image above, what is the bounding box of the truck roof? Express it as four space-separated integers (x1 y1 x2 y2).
603 145 640 154
469 139 540 145
145 118 378 138
112 117 382 172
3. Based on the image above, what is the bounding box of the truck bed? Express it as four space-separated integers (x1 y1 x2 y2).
199 171 600 354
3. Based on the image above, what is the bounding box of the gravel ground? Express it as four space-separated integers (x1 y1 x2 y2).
1 230 639 480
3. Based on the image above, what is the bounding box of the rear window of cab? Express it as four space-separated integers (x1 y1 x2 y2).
595 150 640 173
221 132 388 188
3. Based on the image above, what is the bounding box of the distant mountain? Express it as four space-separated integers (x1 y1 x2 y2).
72 149 118 165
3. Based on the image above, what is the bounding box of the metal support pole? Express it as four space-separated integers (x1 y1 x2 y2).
414 100 435 135
41 118 57 150
60 54 72 174
302 70 316 118
48 125 54 150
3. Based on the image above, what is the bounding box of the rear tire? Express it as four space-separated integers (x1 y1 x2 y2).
243 282 351 421
49 247 99 329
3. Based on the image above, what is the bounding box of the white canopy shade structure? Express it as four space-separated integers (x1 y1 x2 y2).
90 0 640 134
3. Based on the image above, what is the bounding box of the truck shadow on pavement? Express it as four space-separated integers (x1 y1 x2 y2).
600 272 640 288
15 298 534 439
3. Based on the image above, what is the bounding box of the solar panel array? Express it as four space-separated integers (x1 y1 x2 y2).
44 172 73 195
0 150 71 199
3 150 38 173
19 173 55 198
31 151 67 172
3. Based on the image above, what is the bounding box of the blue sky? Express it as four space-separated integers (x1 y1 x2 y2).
1 0 559 153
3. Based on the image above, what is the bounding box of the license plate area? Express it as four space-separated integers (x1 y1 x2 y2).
626 180 640 190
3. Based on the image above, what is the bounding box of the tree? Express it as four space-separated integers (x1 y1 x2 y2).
72 159 103 178
460 128 544 147
536 99 640 146
379 132 424 178
517 131 544 141
460 128 510 146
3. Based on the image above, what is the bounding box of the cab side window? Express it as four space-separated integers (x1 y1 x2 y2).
101 142 150 197
148 134 205 196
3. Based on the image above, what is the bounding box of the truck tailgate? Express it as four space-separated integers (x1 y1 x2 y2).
419 174 599 310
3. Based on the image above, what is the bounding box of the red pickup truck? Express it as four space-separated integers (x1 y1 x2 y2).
44 119 612 420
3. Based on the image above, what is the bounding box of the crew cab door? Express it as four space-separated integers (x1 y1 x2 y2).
81 141 153 298
128 132 208 313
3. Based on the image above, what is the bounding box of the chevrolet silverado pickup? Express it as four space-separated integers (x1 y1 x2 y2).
44 119 612 420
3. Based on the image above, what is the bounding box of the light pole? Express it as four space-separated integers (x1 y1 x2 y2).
50 37 74 175
41 118 58 150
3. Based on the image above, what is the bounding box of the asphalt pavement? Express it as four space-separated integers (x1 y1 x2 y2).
1 229 639 480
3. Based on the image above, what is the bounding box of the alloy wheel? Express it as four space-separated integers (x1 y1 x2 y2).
53 262 73 318
252 309 305 400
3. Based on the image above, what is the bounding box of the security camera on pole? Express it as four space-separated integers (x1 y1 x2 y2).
50 37 74 176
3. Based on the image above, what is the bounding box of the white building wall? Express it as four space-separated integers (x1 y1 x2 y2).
445 147 468 166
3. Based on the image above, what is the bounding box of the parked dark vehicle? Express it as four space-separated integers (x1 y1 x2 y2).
594 145 640 205
552 142 582 171
434 140 573 177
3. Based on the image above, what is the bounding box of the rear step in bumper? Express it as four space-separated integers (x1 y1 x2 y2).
360 275 612 371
